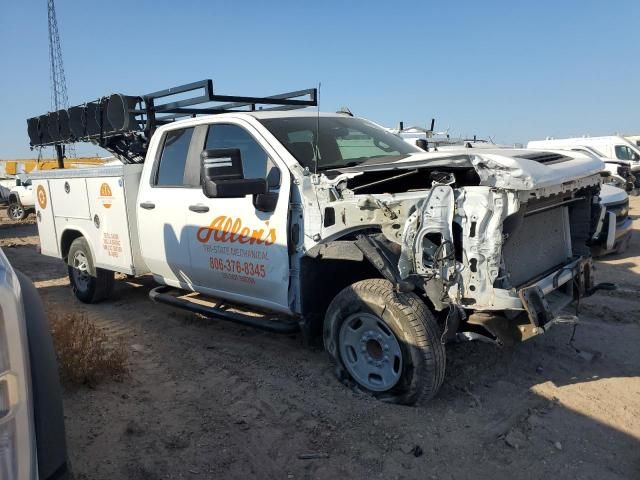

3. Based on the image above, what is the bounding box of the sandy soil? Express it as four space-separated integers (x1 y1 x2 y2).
1 200 639 480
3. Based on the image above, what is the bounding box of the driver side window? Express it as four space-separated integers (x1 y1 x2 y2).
614 145 638 161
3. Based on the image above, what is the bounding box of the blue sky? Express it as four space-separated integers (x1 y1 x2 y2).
1 0 639 158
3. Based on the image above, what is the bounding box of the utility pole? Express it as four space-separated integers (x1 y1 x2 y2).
48 0 73 167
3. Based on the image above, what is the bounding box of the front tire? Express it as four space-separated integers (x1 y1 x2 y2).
67 237 114 303
7 202 27 221
324 279 446 405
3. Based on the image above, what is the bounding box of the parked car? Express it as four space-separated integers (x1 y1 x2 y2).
7 177 35 221
0 248 69 479
27 81 609 404
528 136 640 186
558 146 635 193
599 160 635 192
592 184 633 255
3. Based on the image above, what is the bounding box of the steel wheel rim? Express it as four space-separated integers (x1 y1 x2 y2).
9 205 23 219
72 251 91 290
338 312 403 392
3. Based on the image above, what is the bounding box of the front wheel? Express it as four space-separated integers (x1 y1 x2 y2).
7 202 27 221
324 279 446 405
67 237 114 303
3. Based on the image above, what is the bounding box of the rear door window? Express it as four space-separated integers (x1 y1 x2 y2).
155 127 195 186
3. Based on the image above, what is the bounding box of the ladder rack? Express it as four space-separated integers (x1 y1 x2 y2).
27 79 317 163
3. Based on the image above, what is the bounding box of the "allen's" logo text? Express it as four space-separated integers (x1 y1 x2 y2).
197 216 276 245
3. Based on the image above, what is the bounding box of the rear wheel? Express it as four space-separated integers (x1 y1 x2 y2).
67 237 114 303
324 279 446 405
7 202 26 221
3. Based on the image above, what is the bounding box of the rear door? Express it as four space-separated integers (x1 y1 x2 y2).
137 126 201 288
185 120 292 313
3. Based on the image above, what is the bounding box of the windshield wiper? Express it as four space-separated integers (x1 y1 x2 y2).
320 155 407 171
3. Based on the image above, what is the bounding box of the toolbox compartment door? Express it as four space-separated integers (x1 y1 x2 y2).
86 177 135 272
33 180 59 257
48 178 91 219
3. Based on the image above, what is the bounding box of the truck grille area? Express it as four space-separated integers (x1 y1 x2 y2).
502 207 572 287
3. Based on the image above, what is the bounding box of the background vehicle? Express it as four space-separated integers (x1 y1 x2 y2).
0 248 69 479
528 136 640 187
387 121 502 152
599 160 635 192
7 176 35 221
593 184 633 255
26 80 607 405
558 145 635 193
625 134 640 148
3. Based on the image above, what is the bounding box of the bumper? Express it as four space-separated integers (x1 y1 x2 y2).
517 256 593 339
466 257 595 344
593 213 633 254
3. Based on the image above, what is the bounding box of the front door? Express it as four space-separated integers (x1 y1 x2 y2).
185 121 292 314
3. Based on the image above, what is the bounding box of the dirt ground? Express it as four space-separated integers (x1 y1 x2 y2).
2 199 639 480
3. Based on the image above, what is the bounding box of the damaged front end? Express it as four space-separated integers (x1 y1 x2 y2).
307 148 607 346
395 151 606 345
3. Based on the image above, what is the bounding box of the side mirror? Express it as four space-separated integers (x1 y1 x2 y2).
201 148 266 198
253 165 281 213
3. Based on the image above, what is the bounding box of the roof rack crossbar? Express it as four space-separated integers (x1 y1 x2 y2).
208 88 317 111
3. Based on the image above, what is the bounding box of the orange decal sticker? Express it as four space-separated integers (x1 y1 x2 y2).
197 215 276 245
37 185 47 209
99 183 113 209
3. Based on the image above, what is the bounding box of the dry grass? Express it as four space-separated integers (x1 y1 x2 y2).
48 311 128 386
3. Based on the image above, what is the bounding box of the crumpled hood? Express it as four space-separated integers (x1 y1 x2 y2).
332 148 604 191
466 148 604 190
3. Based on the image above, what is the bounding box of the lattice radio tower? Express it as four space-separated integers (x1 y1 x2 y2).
47 0 74 158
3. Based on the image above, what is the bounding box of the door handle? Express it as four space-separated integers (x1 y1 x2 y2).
189 204 210 213
140 202 155 210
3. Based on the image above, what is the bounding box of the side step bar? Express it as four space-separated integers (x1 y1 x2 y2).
149 286 300 334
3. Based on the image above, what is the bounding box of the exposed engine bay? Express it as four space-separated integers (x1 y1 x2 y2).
298 149 604 343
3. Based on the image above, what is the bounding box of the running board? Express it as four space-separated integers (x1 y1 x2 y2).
149 286 300 334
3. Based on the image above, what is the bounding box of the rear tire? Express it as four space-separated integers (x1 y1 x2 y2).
7 202 27 221
324 279 446 405
67 237 114 303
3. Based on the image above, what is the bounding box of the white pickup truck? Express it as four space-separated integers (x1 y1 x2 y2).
7 177 36 221
27 83 608 404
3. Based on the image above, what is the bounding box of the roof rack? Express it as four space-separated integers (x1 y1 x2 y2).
26 79 317 163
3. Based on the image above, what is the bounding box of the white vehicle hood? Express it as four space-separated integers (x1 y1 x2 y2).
347 148 604 191
466 148 604 190
599 183 628 204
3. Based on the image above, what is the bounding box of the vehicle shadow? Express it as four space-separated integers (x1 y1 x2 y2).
0 219 38 240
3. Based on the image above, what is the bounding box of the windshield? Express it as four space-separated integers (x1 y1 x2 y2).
259 116 420 170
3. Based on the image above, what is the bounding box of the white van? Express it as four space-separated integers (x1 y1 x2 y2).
528 136 640 174
625 135 640 147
